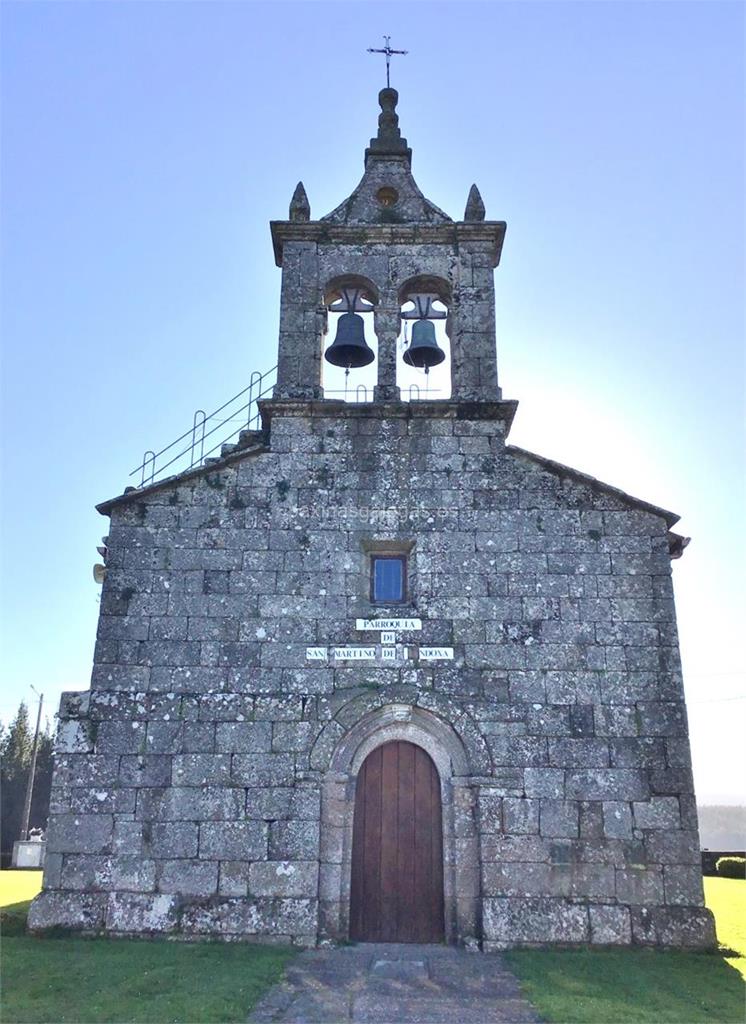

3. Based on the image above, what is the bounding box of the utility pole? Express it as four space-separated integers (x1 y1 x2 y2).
19 688 43 841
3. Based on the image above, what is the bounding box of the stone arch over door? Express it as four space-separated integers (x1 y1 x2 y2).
317 704 480 946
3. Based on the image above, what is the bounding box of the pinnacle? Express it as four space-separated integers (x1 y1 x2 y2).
289 182 310 222
464 184 486 222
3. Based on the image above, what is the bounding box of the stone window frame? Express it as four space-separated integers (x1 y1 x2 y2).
359 538 416 611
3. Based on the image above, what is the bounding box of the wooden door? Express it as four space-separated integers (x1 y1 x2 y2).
349 740 445 943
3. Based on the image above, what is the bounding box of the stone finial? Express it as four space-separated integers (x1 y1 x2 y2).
289 181 310 222
365 88 411 165
376 88 403 145
464 184 486 222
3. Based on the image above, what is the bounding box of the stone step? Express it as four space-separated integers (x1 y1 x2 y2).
238 429 263 448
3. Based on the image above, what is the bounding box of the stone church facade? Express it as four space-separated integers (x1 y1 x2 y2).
30 88 715 950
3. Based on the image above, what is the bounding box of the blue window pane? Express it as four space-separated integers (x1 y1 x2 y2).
373 557 404 602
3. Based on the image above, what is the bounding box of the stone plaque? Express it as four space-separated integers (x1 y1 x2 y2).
381 631 396 644
305 647 328 661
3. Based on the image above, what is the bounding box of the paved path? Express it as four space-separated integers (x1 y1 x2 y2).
248 943 541 1023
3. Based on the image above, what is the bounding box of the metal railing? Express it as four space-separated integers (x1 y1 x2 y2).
323 384 445 402
130 366 277 488
130 371 445 489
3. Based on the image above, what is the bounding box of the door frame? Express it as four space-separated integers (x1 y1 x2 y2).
318 704 480 946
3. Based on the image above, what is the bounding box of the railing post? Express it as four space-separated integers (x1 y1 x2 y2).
248 372 261 427
191 411 206 468
141 451 156 486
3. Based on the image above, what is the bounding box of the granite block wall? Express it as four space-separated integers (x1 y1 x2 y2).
28 402 714 949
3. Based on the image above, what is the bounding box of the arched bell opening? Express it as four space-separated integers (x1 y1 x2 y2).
397 276 452 401
322 276 379 402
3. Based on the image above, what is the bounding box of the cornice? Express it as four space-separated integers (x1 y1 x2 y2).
269 220 507 268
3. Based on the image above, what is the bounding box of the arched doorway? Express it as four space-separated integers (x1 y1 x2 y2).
349 740 444 943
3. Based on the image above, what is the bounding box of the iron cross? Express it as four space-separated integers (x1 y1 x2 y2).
367 35 408 88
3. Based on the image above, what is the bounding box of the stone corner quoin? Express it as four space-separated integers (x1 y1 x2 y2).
29 84 715 952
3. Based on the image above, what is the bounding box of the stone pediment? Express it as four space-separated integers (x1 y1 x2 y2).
320 87 451 226
321 156 452 226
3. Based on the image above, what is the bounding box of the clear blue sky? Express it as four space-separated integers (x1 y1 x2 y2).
1 2 743 803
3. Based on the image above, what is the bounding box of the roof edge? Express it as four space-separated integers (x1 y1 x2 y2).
96 442 267 516
667 532 691 559
507 445 681 528
98 429 680 531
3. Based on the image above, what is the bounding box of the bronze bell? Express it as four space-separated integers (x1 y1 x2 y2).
324 313 375 369
403 318 446 369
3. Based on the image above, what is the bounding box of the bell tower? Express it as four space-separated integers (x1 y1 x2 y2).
270 87 507 403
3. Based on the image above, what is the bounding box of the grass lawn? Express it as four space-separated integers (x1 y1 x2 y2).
505 877 746 1024
0 872 43 906
0 872 295 1023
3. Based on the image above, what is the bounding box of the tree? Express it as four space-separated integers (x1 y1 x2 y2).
30 728 54 838
0 701 54 864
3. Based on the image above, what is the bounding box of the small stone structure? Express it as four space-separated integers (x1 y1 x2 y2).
29 87 715 950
